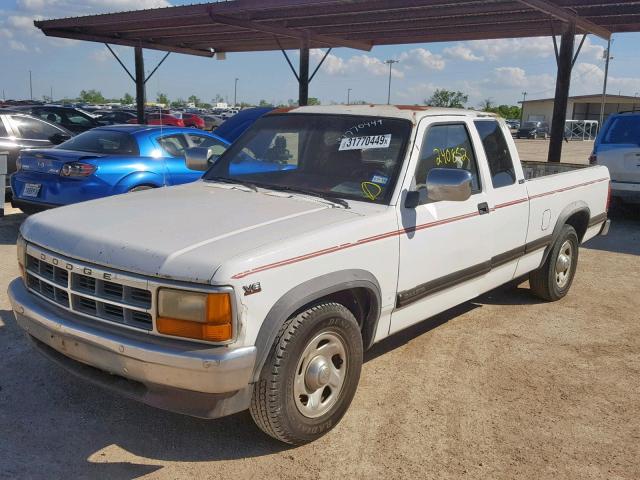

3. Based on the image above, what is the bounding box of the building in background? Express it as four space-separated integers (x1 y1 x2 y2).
521 94 640 125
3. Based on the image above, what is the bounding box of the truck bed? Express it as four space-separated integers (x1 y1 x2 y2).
521 161 589 180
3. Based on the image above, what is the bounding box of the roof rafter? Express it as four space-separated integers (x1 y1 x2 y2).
207 12 372 51
516 0 611 38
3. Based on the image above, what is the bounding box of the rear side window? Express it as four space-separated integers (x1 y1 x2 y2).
603 116 640 144
474 120 516 188
416 123 480 191
157 134 188 157
56 129 139 154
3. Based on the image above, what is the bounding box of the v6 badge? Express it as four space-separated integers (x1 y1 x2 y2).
243 282 262 296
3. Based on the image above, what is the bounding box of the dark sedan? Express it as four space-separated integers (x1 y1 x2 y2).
9 105 102 134
516 121 550 139
0 112 72 196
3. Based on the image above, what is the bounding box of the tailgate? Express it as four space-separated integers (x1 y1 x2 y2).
597 146 640 183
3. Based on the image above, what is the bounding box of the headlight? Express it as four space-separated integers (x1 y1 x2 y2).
157 288 233 342
16 233 27 282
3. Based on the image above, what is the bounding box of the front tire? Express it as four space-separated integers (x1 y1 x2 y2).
529 224 579 301
250 302 363 445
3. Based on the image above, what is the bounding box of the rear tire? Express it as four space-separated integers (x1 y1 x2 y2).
250 302 363 445
529 224 579 301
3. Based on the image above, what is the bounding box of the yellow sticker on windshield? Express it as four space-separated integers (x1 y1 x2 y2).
361 181 382 201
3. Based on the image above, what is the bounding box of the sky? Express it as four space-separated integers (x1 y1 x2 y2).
1 0 640 107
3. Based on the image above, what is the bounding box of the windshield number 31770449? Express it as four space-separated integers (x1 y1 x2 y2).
339 134 391 151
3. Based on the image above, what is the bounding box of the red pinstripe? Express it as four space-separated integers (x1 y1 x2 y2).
231 177 609 279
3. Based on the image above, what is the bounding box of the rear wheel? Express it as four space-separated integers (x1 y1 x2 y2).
529 224 579 301
250 302 363 445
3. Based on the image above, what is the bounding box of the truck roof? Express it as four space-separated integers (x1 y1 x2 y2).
271 104 497 122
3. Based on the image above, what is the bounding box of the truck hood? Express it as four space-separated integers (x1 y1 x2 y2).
21 181 358 283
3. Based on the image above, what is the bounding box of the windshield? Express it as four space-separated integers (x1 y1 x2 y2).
204 114 412 204
522 122 538 128
55 129 139 155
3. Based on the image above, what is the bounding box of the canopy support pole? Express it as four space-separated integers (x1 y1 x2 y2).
134 46 146 124
298 37 310 106
548 22 575 163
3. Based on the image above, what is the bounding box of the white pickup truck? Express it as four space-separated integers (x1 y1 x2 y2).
8 105 610 444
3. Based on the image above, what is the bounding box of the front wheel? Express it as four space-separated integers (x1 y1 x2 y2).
250 302 363 445
529 224 579 301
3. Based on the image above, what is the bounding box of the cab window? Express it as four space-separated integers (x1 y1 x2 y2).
416 123 480 192
474 120 516 188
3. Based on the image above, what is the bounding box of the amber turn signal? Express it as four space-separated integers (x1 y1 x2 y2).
157 290 233 342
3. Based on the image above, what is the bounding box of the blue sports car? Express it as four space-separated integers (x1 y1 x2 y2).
11 125 229 214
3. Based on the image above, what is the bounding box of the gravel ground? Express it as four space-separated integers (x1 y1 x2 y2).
1 193 639 479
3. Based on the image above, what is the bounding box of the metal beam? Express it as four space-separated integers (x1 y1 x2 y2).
144 51 171 84
309 47 332 82
548 22 575 163
516 0 611 39
104 43 135 82
41 29 214 57
207 12 372 51
572 33 587 67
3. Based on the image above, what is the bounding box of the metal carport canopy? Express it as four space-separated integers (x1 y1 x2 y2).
34 0 640 161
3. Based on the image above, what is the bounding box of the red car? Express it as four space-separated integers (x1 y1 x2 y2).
127 113 185 127
176 113 205 129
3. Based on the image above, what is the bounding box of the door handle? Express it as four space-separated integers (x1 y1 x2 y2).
478 202 490 215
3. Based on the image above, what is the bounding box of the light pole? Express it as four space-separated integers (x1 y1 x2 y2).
384 59 398 105
234 77 239 106
520 91 527 125
29 70 33 100
347 88 352 105
599 38 612 129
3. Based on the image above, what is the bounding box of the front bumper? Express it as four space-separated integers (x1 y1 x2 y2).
8 279 256 418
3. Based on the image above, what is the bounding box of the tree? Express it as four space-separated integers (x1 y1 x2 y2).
79 89 106 104
480 98 494 111
156 92 169 106
482 104 521 119
307 97 321 105
171 98 187 108
425 89 468 108
121 93 134 105
187 94 200 106
258 99 272 107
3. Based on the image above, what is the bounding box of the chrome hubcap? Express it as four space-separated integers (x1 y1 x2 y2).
294 331 347 418
555 240 573 288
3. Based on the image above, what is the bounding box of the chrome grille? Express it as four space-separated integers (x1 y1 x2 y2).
25 251 152 331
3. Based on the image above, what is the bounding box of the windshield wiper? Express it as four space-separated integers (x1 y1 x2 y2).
206 176 258 192
259 184 350 209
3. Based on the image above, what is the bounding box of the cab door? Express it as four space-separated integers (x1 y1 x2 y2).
390 118 492 334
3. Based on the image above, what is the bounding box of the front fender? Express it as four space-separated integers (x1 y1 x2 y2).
250 269 382 382
114 171 166 193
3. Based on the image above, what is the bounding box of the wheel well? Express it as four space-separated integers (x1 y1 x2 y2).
293 287 378 350
564 210 590 242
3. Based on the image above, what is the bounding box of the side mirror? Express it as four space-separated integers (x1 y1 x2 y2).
184 147 212 171
426 168 472 202
49 133 71 145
